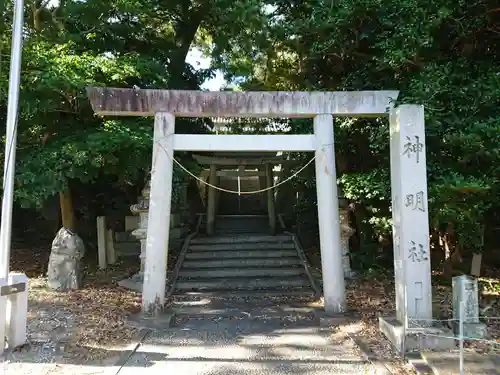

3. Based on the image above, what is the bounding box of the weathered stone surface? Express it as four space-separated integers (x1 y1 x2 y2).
47 228 85 291
86 87 399 117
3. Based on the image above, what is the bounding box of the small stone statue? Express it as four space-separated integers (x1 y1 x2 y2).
47 227 85 291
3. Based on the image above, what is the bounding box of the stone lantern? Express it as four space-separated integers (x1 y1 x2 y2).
130 179 150 280
121 176 191 291
339 208 355 279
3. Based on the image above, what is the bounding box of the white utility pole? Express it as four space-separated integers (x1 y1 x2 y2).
0 0 25 279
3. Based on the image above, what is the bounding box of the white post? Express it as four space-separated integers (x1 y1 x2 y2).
0 0 25 352
96 216 107 269
314 114 346 314
5 273 28 348
0 0 24 279
207 164 217 235
142 112 175 314
389 105 432 324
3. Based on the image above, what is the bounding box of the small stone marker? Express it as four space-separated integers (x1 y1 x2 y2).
452 275 487 339
47 228 85 291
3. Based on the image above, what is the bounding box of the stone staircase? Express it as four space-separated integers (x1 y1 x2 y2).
169 215 318 311
214 215 270 235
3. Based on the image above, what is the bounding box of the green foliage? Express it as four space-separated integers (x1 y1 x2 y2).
341 171 390 201
216 0 500 255
0 0 267 213
0 0 498 259
16 120 152 208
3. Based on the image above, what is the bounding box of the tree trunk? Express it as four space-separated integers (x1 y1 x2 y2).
442 222 462 278
471 226 485 276
168 2 210 88
59 188 76 231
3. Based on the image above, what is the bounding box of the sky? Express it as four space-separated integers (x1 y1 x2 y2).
186 48 226 91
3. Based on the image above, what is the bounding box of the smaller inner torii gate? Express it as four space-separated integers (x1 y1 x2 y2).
87 88 434 351
193 153 287 234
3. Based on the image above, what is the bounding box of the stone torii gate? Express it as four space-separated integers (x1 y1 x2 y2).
87 88 434 350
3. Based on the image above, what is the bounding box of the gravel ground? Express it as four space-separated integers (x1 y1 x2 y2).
338 273 500 374
3 245 499 374
1 246 143 374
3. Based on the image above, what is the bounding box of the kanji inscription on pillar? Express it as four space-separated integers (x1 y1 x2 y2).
408 241 428 263
405 191 426 212
403 135 424 163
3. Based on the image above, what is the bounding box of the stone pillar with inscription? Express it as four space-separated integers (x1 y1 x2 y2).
452 275 487 339
379 105 454 352
390 104 432 324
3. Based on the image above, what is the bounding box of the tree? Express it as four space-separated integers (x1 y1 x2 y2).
0 0 269 234
213 0 500 272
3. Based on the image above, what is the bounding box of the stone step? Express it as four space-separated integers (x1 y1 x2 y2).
190 234 292 245
215 216 268 223
215 219 268 226
170 305 318 319
175 276 311 291
172 288 316 300
184 249 297 260
215 214 268 219
189 242 295 251
215 224 268 229
214 229 269 235
178 266 303 278
170 296 319 311
182 257 302 269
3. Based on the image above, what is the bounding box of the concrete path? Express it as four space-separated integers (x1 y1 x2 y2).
117 310 378 375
